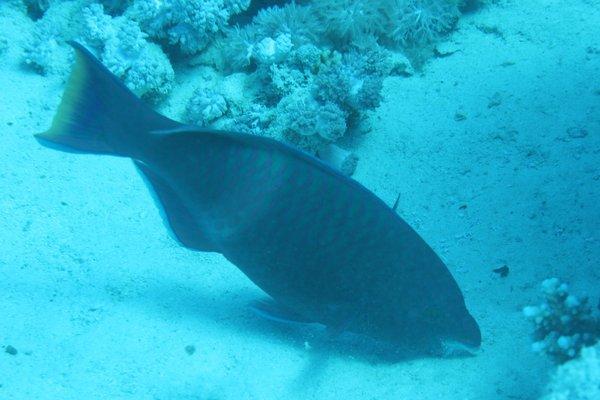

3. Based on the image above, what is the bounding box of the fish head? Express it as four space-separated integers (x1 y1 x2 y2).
386 298 480 355
419 303 481 353
441 310 481 353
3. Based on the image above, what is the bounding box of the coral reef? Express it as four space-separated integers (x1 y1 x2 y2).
126 0 249 54
83 4 174 97
214 32 393 154
253 2 319 47
386 0 461 47
16 0 476 169
523 278 600 363
22 0 173 97
313 0 382 46
311 0 462 49
541 343 600 400
22 0 81 75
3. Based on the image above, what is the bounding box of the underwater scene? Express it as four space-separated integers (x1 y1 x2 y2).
0 0 599 399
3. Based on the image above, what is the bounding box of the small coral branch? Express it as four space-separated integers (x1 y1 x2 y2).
523 278 600 363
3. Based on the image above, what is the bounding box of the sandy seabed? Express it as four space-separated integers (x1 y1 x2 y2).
1 1 599 399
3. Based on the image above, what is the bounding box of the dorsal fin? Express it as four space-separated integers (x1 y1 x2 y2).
392 193 401 212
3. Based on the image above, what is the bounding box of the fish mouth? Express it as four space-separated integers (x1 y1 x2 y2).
441 312 482 356
440 338 481 357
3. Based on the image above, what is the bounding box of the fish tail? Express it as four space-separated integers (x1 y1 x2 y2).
35 41 179 158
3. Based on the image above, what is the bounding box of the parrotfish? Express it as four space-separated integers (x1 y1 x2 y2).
36 42 481 354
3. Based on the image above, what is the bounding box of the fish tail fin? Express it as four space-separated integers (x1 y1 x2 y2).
35 41 179 158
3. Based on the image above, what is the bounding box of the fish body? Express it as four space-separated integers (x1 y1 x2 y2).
36 42 481 352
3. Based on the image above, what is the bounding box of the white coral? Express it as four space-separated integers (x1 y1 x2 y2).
255 33 293 64
541 344 600 400
127 0 249 54
186 88 228 126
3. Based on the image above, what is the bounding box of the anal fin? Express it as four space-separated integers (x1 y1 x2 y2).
135 161 217 253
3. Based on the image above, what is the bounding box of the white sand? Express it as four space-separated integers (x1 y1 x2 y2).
1 1 598 399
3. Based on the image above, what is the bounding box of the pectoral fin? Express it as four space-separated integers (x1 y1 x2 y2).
250 298 314 325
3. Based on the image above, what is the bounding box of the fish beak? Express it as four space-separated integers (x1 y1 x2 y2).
440 338 481 357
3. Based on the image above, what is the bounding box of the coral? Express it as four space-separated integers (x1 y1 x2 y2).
385 0 460 46
218 29 392 153
22 1 173 97
271 89 347 152
317 143 359 176
98 0 132 14
218 25 258 70
218 103 274 136
18 0 132 18
264 62 311 99
224 0 250 15
22 0 82 75
82 4 174 97
309 0 461 48
289 43 323 73
254 33 293 65
217 3 319 72
253 3 320 47
126 0 249 54
312 0 383 46
185 88 228 126
314 46 391 120
23 34 70 75
541 343 600 400
523 278 600 363
121 43 174 97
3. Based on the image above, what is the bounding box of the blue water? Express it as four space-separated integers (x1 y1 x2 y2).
1 1 599 399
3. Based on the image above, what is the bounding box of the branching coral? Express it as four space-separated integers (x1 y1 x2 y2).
312 0 383 46
23 1 173 97
386 0 460 46
126 0 248 54
253 3 320 47
83 4 174 97
15 0 472 174
314 46 392 121
218 30 392 154
310 0 462 48
523 278 600 363
218 25 258 70
22 0 81 75
217 2 320 71
210 1 458 158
